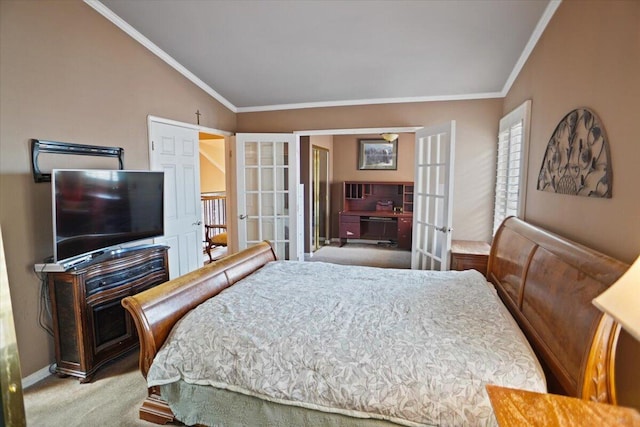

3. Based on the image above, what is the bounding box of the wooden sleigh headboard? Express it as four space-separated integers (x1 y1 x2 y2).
487 217 628 404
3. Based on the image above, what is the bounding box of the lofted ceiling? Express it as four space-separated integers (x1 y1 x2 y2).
90 0 559 113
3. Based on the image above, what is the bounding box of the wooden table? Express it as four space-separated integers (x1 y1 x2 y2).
486 384 640 427
450 240 491 275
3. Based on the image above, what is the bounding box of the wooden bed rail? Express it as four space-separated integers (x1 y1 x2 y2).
487 217 628 404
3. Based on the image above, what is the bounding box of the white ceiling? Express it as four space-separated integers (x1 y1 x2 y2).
90 0 558 113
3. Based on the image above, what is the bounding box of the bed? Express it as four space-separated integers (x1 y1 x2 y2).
121 217 629 426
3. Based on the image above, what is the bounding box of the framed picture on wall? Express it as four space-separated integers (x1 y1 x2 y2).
358 139 398 170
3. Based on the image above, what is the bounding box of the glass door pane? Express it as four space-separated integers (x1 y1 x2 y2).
236 134 297 260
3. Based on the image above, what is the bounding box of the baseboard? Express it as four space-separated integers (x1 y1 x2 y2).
22 364 53 389
339 239 393 245
327 238 391 245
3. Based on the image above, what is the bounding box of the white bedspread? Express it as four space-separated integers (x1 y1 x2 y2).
147 261 545 426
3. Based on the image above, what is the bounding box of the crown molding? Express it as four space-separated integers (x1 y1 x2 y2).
236 92 503 113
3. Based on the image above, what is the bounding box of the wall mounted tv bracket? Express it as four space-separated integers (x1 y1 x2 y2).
31 139 125 183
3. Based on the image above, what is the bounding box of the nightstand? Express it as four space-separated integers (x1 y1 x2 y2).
450 240 491 276
486 384 640 427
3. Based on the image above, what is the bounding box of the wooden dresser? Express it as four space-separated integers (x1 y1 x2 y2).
450 240 491 276
47 245 169 382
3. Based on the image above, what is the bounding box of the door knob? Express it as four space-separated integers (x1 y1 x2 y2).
239 214 248 220
193 220 202 226
435 226 452 233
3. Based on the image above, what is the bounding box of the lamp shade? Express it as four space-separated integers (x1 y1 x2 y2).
593 255 640 341
381 133 399 142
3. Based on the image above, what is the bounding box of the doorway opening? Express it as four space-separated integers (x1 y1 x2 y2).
199 132 227 262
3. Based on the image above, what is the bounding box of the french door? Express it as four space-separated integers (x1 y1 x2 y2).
412 121 456 270
235 133 300 260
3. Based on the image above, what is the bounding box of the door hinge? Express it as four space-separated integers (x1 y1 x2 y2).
151 140 155 150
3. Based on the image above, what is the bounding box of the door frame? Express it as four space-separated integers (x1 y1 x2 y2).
311 145 330 252
296 127 422 137
147 115 233 265
148 116 233 137
296 127 422 255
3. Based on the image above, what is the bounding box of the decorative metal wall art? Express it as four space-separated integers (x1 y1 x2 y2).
537 108 611 198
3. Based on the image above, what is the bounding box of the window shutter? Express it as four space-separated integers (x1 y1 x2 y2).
492 100 531 235
493 121 523 233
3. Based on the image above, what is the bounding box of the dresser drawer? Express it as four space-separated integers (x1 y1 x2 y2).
85 257 165 296
340 222 361 238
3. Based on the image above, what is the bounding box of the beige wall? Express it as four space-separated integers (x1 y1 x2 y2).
0 0 235 377
504 0 640 408
507 0 640 264
238 99 503 242
332 134 415 183
199 153 226 193
200 138 226 193
3 0 637 408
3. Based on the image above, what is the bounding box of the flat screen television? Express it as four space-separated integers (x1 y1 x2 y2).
52 169 164 263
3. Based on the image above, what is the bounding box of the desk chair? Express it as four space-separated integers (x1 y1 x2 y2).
204 224 227 262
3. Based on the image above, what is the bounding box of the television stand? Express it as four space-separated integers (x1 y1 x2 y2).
46 245 169 382
35 253 97 273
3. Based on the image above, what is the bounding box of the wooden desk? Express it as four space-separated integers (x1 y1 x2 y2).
339 211 413 250
486 385 640 427
340 181 414 250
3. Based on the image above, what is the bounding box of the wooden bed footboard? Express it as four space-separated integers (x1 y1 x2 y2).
121 241 276 424
487 217 628 404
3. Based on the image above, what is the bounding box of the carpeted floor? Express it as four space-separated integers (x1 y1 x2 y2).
307 241 411 269
23 350 158 427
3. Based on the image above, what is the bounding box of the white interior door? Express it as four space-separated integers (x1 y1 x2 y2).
149 119 202 279
235 133 300 260
412 121 456 270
